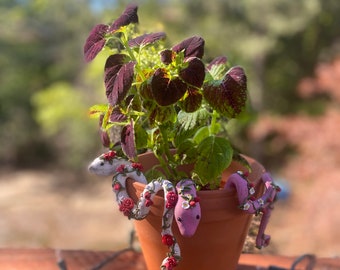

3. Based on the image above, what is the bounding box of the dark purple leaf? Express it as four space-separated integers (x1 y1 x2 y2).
121 120 136 159
172 36 205 59
160 49 174 65
98 115 111 147
125 94 134 106
100 130 111 148
140 81 154 100
125 94 142 112
207 56 228 70
109 4 139 33
203 66 247 118
143 100 174 126
180 88 202 113
151 68 187 106
203 83 220 110
179 57 205 88
104 54 135 105
109 107 127 122
142 100 156 125
161 49 174 65
99 114 104 126
84 24 109 62
128 32 166 47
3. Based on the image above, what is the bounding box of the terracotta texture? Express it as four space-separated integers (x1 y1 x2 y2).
127 152 266 270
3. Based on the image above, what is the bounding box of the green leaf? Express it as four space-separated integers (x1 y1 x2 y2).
173 125 196 147
209 120 221 135
143 100 176 126
177 109 209 131
101 105 113 129
144 166 166 181
176 139 197 164
193 126 209 144
155 106 176 124
134 123 148 149
89 104 108 119
206 56 228 81
194 136 233 187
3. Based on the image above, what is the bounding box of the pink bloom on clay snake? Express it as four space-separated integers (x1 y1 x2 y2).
144 191 152 199
145 199 153 207
113 182 121 191
131 162 143 171
116 164 126 173
164 256 178 270
102 151 116 160
161 234 174 246
166 191 178 209
119 197 134 216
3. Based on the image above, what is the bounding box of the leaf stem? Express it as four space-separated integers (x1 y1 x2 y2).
120 31 146 81
209 110 218 135
157 125 178 180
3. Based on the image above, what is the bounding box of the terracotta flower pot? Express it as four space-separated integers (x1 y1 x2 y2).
126 152 265 270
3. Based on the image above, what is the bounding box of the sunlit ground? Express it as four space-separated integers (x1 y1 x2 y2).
0 170 133 251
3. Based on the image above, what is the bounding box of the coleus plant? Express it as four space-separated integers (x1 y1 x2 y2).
85 4 248 189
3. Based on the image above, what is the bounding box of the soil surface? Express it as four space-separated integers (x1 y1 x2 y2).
1 168 340 258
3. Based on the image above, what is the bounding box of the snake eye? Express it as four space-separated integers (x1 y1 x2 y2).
177 217 182 223
100 162 104 166
196 215 200 220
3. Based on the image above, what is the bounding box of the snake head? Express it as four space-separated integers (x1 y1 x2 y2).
88 151 130 176
175 179 201 237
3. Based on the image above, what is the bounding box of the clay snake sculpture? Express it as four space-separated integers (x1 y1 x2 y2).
175 179 201 238
88 151 279 269
88 151 201 269
224 171 280 248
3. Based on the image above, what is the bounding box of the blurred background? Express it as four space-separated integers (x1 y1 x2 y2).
1 0 340 258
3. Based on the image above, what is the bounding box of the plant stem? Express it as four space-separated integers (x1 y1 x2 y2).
159 125 178 180
209 110 218 135
120 32 146 81
154 149 172 179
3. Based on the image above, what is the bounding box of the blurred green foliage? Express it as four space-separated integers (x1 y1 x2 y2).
31 82 99 168
1 0 340 169
0 0 98 167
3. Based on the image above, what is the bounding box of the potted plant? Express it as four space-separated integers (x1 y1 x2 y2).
85 4 280 270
